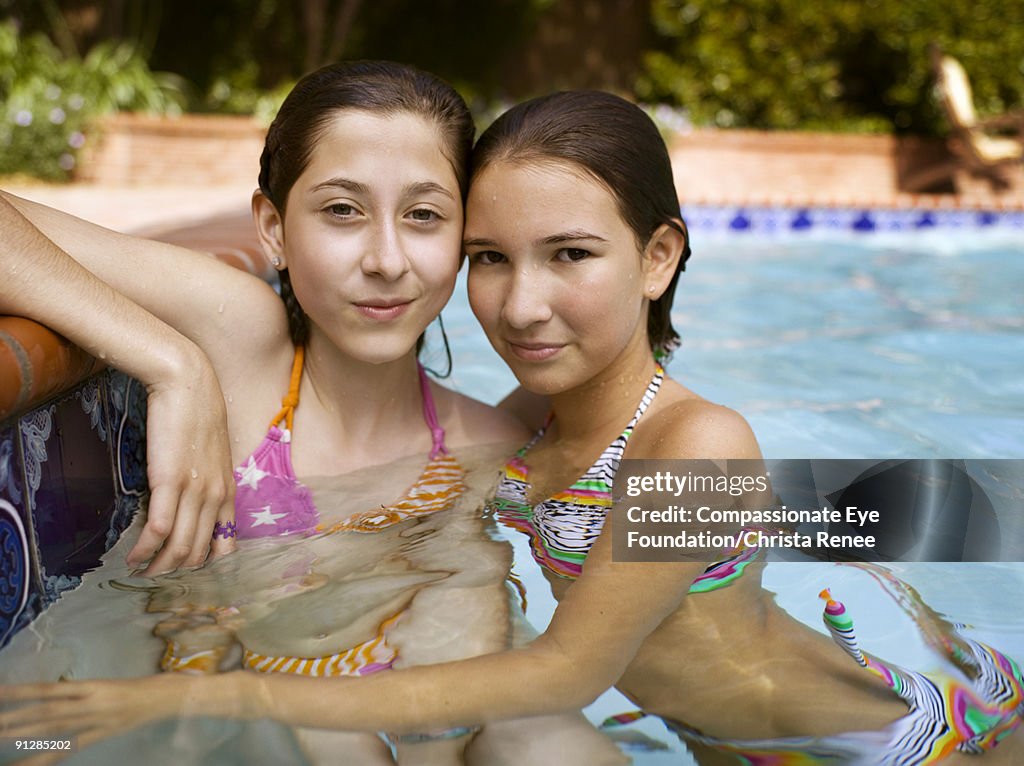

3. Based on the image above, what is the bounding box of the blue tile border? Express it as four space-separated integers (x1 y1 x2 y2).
681 204 1024 236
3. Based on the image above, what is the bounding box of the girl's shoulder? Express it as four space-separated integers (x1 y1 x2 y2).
630 377 762 461
429 383 532 449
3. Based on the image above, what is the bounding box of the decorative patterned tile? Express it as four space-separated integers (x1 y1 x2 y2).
680 204 1024 236
0 425 33 648
0 424 24 512
0 512 33 648
21 383 115 596
102 371 148 548
0 370 150 649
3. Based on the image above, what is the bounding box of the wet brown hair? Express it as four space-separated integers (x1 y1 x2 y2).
258 60 474 347
471 90 691 360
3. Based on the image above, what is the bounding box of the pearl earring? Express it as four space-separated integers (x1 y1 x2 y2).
648 285 656 294
271 256 282 268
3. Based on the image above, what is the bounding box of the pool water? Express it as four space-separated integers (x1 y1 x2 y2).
439 228 1024 762
3 228 1023 764
444 229 1024 459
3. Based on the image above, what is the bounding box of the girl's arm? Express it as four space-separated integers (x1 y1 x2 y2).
0 477 708 738
0 191 288 384
0 533 702 740
0 396 761 737
0 194 238 573
240 401 761 732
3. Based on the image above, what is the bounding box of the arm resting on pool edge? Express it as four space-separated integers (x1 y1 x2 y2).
0 190 288 382
0 194 236 574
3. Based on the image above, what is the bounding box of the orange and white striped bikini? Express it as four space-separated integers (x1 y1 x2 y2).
162 347 466 677
232 346 465 540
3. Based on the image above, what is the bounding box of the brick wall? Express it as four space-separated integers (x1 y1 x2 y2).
74 114 1022 207
669 129 1023 208
673 130 924 207
77 113 266 186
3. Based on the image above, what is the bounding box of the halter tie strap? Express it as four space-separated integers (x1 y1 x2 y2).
269 345 305 432
419 364 448 458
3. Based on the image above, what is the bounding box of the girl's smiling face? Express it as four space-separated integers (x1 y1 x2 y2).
258 110 463 364
465 160 654 395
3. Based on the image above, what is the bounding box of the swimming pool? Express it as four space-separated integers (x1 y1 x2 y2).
3 223 1023 764
441 225 1024 762
444 227 1024 459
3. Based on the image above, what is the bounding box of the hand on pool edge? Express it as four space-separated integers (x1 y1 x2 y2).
127 353 237 575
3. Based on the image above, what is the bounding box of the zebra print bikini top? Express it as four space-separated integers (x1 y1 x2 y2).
490 367 664 580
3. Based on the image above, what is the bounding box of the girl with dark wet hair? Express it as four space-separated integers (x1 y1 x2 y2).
1 63 628 765
4 90 1021 765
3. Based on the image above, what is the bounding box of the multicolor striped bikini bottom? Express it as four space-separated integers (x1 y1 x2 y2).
603 589 1024 765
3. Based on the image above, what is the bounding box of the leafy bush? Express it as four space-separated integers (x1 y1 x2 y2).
0 21 185 180
201 63 295 126
640 0 1024 134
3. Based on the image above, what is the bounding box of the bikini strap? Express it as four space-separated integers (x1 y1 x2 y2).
268 345 304 432
819 589 920 703
418 364 448 458
623 365 664 437
511 412 552 458
576 364 664 484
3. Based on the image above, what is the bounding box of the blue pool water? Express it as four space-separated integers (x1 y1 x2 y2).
3 224 1022 764
439 226 1024 762
444 228 1024 459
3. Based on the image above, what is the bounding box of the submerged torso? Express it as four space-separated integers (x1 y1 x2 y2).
164 347 472 675
489 372 1024 760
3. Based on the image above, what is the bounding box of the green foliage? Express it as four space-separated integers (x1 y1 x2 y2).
131 0 539 113
0 20 185 180
640 0 1024 134
200 62 295 125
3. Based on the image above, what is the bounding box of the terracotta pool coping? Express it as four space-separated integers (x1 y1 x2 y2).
0 317 102 421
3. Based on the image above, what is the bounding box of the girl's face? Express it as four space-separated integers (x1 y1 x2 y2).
268 110 462 363
465 160 652 395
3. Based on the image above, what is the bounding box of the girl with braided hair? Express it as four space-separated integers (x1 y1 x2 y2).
1 62 630 765
2 60 519 572
6 88 1021 766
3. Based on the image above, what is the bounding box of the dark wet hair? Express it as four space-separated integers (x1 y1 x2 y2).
258 60 475 348
472 91 691 360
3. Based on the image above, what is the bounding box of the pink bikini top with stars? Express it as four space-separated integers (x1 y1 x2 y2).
233 346 458 538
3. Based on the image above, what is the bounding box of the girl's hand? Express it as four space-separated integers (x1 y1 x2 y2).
128 352 236 575
0 195 241 575
0 674 252 764
0 676 188 764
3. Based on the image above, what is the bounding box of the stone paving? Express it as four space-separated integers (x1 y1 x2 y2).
3 181 256 233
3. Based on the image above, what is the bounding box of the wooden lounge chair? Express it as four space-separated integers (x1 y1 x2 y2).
903 46 1023 193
